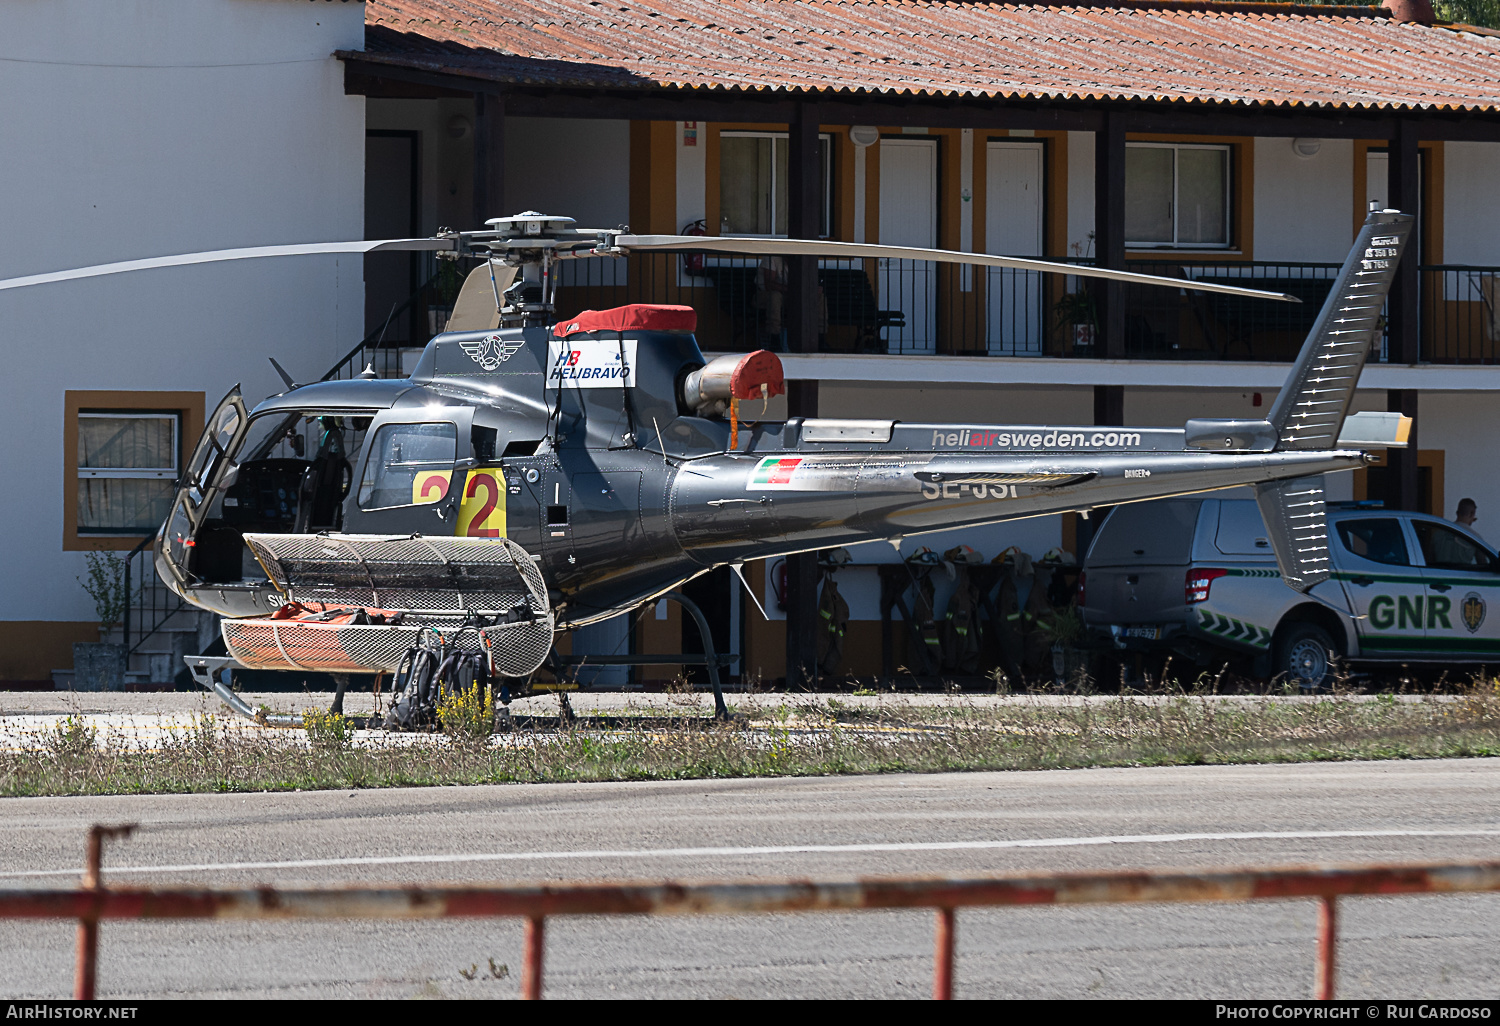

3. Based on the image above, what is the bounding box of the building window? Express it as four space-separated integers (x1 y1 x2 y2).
719 131 832 237
1125 143 1231 248
76 411 181 535
65 391 204 550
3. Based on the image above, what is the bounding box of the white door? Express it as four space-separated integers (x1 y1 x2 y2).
985 142 1045 355
878 138 937 353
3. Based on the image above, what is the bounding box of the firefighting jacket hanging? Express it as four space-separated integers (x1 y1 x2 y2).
904 548 944 675
816 569 849 676
941 546 983 673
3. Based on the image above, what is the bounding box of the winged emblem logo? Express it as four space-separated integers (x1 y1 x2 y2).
458 333 524 371
1462 591 1486 634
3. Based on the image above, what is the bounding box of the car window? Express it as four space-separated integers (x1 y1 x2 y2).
1214 500 1273 556
1334 518 1410 567
357 422 456 510
1087 500 1202 565
1413 521 1495 572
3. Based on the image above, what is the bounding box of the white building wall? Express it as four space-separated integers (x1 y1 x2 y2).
1253 137 1356 260
504 118 630 229
367 98 480 235
1065 130 1095 257
1444 142 1500 266
0 0 366 625
1418 393 1499 528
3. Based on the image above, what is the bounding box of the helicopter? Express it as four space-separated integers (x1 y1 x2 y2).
1 209 1414 716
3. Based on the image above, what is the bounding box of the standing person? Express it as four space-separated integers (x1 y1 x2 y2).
754 255 788 350
1455 498 1484 543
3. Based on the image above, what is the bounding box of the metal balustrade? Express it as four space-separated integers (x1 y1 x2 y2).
553 253 1402 362
341 253 1494 365
36 824 1500 1001
1421 265 1500 364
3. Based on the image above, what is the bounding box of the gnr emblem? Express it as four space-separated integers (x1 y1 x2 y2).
1462 591 1486 634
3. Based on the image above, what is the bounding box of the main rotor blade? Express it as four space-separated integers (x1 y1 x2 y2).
616 235 1300 304
0 238 455 292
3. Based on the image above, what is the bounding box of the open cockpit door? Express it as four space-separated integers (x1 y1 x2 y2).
156 387 254 605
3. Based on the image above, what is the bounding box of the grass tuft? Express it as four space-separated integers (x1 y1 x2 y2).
437 683 494 748
303 709 356 752
3 678 1500 797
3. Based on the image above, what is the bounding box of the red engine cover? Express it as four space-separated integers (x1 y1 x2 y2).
728 350 786 400
553 304 697 337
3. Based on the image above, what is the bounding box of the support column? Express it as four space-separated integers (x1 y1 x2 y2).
1092 385 1124 427
472 92 505 227
1094 110 1127 360
784 102 822 690
1083 384 1124 557
1385 119 1421 512
1386 388 1420 512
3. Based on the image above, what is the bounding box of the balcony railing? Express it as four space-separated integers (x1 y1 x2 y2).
1421 265 1500 364
353 253 1500 366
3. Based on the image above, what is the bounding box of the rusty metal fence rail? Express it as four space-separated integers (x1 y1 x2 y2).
12 826 1500 1000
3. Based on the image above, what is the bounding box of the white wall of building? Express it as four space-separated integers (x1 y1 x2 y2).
504 118 630 229
367 98 479 235
0 0 366 624
1065 130 1095 258
1419 392 1500 530
1444 142 1500 266
1253 137 1356 260
677 122 708 235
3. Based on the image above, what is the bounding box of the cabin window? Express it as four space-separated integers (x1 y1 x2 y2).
1125 143 1231 248
719 131 832 237
357 422 457 510
1414 521 1495 572
76 411 181 535
1335 518 1411 567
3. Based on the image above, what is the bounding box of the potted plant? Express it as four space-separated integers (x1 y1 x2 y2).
1037 603 1090 689
1053 290 1097 352
427 258 466 335
73 549 128 691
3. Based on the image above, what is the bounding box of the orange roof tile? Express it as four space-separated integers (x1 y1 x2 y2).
354 0 1500 111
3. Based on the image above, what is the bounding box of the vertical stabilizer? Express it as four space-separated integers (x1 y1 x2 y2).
1269 210 1414 450
1255 474 1331 592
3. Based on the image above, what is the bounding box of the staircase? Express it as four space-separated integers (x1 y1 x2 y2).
51 537 218 689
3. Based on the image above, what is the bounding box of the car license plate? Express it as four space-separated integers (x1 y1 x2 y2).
1125 626 1161 640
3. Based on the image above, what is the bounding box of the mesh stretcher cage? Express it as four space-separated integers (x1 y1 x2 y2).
221 534 554 677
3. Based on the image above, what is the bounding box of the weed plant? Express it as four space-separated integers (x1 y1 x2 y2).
3 678 1499 797
303 709 355 752
437 683 495 748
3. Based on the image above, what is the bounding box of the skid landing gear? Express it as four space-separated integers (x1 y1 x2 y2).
549 591 732 721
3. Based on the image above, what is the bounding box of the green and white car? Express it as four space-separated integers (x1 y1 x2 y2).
1080 498 1500 686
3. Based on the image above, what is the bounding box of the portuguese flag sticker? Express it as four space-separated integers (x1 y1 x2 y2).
749 456 803 488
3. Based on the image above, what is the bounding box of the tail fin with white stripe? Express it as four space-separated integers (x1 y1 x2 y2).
1268 209 1414 450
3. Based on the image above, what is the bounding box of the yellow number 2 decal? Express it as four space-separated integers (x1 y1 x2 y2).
456 469 507 538
410 470 452 506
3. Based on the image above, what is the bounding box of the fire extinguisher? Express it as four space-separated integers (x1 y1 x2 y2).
681 219 707 275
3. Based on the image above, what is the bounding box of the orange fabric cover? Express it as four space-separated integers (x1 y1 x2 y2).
553 304 696 337
267 602 402 624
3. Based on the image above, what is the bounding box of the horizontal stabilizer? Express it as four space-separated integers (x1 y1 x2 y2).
1335 411 1412 448
1254 475 1331 592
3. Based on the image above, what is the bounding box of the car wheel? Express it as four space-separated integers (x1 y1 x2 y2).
1275 622 1339 690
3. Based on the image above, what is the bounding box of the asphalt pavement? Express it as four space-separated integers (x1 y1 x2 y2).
2 758 1498 999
